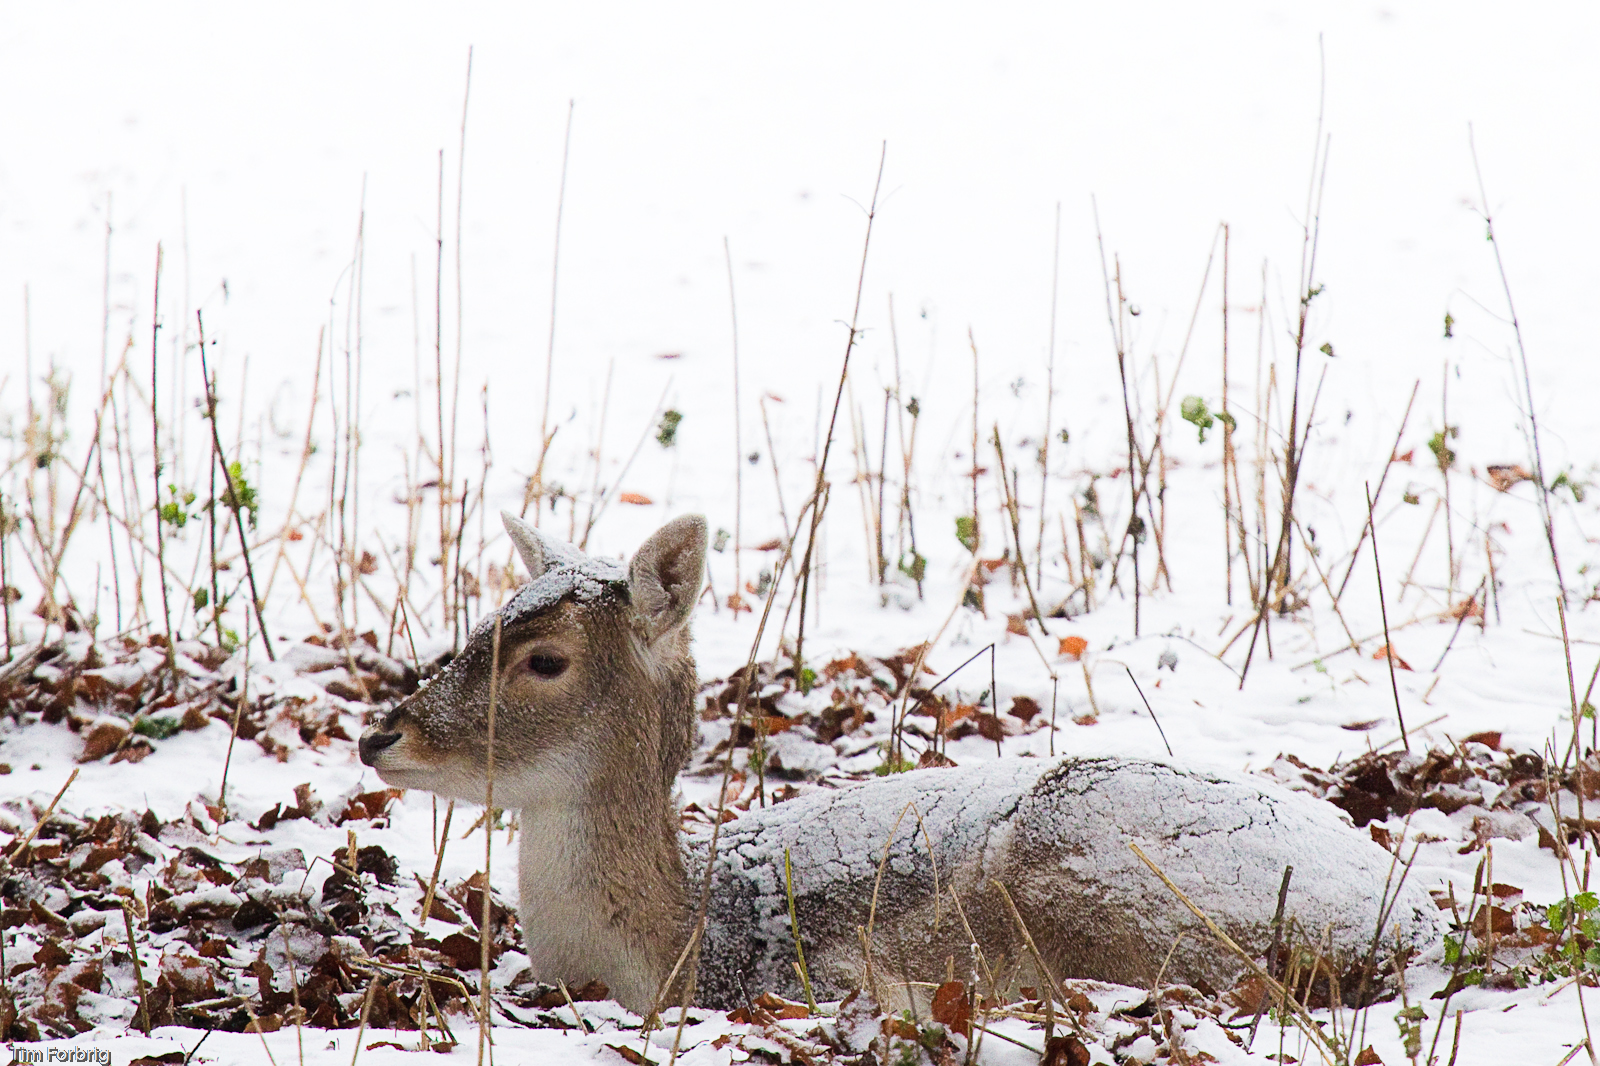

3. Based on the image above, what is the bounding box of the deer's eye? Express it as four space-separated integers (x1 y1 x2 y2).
527 652 568 679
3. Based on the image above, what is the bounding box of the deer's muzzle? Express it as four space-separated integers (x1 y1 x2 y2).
358 729 401 765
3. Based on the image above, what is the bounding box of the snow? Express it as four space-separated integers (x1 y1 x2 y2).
2 3 1599 1063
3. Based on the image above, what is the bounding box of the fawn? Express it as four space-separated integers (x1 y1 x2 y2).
360 514 1440 1014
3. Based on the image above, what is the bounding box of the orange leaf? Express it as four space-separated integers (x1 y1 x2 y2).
1058 635 1089 661
618 492 653 505
1372 644 1412 671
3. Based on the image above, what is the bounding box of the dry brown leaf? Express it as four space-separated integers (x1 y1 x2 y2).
930 980 970 1036
1486 464 1533 492
1009 696 1041 723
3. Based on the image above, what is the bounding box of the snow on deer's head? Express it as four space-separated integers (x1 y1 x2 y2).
359 512 707 808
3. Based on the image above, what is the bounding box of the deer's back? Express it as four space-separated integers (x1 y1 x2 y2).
691 756 1440 1008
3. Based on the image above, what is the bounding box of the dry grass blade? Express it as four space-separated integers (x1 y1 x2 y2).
1367 482 1409 751
5 767 79 866
1127 842 1336 1063
478 616 502 1066
197 312 275 660
122 899 151 1036
791 141 887 684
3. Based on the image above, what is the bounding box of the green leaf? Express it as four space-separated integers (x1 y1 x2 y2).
798 667 817 694
1180 395 1215 443
1575 891 1598 913
1319 342 1335 357
193 588 209 611
1443 935 1462 965
1427 427 1458 472
1443 312 1455 339
898 551 927 583
954 515 978 553
133 715 183 741
874 745 916 776
655 409 683 448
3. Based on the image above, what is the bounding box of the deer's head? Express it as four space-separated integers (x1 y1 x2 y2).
359 512 707 808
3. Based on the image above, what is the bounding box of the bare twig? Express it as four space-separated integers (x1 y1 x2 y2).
1469 126 1565 604
1368 482 1409 751
792 143 887 684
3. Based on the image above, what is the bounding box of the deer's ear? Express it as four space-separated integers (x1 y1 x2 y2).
629 514 707 640
502 511 549 580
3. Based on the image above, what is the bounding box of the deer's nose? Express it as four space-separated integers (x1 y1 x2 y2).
359 730 401 765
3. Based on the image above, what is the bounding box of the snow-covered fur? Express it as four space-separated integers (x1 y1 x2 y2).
695 754 1442 1008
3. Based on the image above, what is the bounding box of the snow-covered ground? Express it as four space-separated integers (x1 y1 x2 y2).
2 4 1599 1063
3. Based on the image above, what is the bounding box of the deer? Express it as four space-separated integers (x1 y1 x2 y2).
360 513 1441 1016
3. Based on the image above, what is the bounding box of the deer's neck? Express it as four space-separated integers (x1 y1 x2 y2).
515 757 689 1013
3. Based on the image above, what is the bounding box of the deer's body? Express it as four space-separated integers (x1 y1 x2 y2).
361 516 1440 1015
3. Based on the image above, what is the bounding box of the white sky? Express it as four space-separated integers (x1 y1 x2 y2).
1 2 1596 495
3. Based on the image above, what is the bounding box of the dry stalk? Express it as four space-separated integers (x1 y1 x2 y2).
419 800 456 927
667 485 825 1065
197 314 275 660
1367 483 1410 751
149 243 176 679
1335 381 1421 603
792 143 887 685
1469 125 1565 605
478 617 501 1066
4 768 79 867
531 100 576 525
1036 202 1061 588
123 900 151 1036
217 611 252 816
1127 843 1336 1063
348 976 381 1066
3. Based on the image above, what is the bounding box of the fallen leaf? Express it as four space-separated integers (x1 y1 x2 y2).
1058 635 1089 661
1042 1034 1091 1066
80 716 129 761
1006 613 1029 636
752 538 783 551
1355 1045 1385 1065
619 492 653 505
1470 904 1516 936
1009 696 1041 723
931 981 970 1036
1372 644 1412 671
